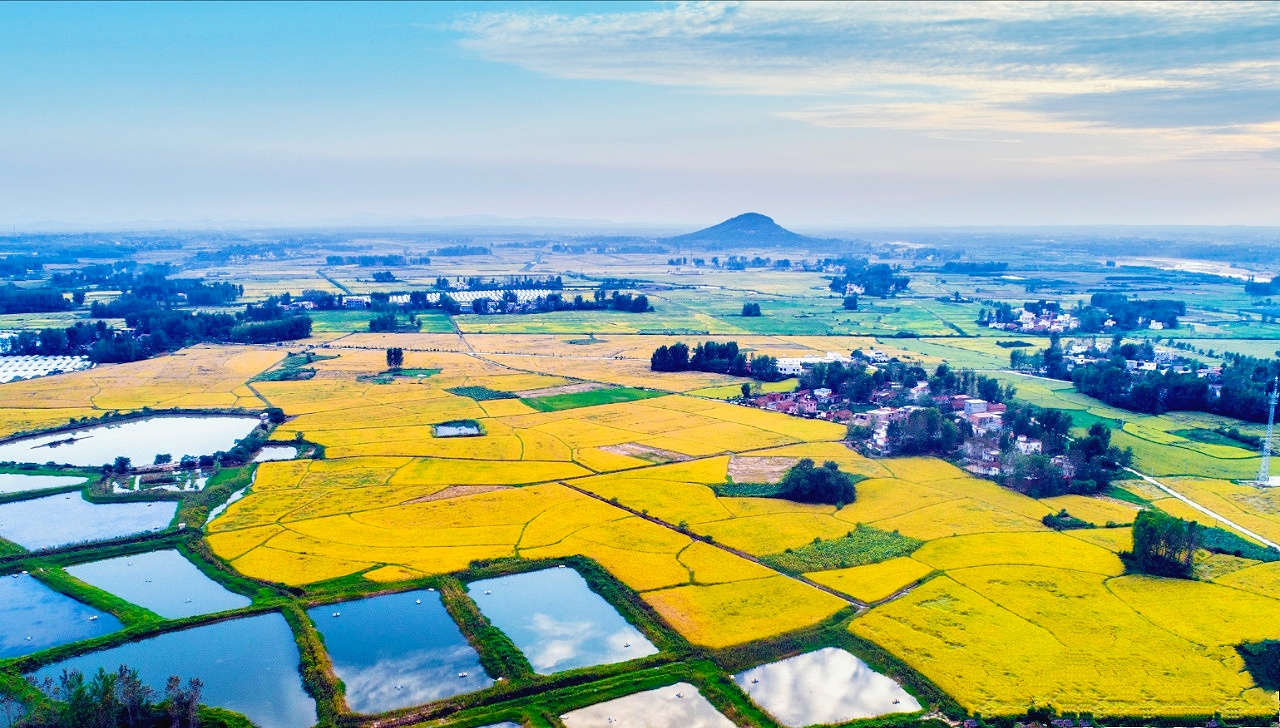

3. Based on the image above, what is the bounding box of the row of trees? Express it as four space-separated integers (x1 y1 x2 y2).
1071 354 1279 422
649 341 782 381
13 666 207 728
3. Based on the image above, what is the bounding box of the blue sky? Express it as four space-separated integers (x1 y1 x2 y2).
3 1 1280 229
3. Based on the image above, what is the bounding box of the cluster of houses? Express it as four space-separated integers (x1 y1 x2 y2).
987 307 1080 334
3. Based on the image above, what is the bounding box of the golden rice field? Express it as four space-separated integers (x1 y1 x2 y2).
16 338 1273 715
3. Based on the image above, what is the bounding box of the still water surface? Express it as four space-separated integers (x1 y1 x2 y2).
34 613 317 728
0 492 176 550
308 589 491 714
0 573 121 659
0 415 259 467
468 567 657 674
66 549 251 620
733 647 921 726
0 473 86 494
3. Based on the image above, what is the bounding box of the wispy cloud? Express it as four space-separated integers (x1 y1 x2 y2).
457 1 1280 162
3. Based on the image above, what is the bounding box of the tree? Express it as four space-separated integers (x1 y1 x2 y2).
842 294 858 311
153 453 172 466
741 382 751 399
113 456 132 474
749 354 780 382
385 347 404 369
779 459 858 505
741 302 761 317
1130 509 1198 578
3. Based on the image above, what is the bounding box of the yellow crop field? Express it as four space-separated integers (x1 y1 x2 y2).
1107 575 1280 646
485 354 736 391
0 407 102 438
695 513 854 555
331 333 466 352
530 418 635 449
1039 495 1140 526
805 557 934 603
233 545 376 585
479 398 538 417
832 478 957 524
880 457 968 483
572 476 733 525
1216 561 1280 597
362 565 427 583
911 532 1124 576
1067 526 1133 553
924 477 1053 521
643 576 849 649
853 571 1275 715
719 497 835 519
1157 477 1280 545
869 498 1045 540
572 447 650 473
518 497 632 549
523 537 692 591
204 524 284 560
388 457 589 486
679 541 775 585
1150 497 1236 531
744 441 892 478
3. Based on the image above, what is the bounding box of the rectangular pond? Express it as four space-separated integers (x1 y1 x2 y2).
66 549 252 620
253 445 298 462
0 473 86 495
561 682 734 728
33 612 316 728
732 647 921 727
467 567 657 674
308 589 491 714
0 492 176 551
0 415 260 467
0 573 122 659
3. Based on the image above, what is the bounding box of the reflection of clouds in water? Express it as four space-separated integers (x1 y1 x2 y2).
562 682 735 728
733 647 920 727
337 646 491 714
526 613 594 671
524 614 659 673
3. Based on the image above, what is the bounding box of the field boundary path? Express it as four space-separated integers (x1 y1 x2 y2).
1124 467 1279 549
557 481 869 610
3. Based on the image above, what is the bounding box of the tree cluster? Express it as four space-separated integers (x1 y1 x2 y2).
1129 509 1198 578
0 285 72 314
826 258 910 297
740 302 761 317
385 347 405 369
16 666 207 728
1072 354 1278 422
1244 276 1280 296
884 407 965 456
778 458 858 506
649 340 782 381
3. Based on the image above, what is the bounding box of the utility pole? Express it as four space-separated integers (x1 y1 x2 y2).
1258 376 1277 487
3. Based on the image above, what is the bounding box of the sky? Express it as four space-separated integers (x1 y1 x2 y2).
3 1 1280 230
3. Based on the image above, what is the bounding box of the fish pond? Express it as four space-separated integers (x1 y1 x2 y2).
253 445 298 462
0 473 86 495
308 589 491 714
0 415 260 467
433 420 482 437
0 492 176 551
65 549 251 620
468 567 657 674
0 573 122 659
732 647 921 727
34 612 316 728
561 682 734 728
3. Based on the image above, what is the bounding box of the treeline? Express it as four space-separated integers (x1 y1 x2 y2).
14 665 215 728
437 275 564 292
433 245 490 256
1073 354 1279 422
802 360 1013 406
324 254 430 266
1080 293 1184 331
9 304 310 362
650 341 782 381
0 284 72 314
1245 276 1279 296
0 254 47 278
826 257 910 297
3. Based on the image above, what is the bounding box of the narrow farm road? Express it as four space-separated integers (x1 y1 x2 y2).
1124 467 1279 549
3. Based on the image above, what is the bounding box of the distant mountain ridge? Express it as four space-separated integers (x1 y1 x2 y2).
667 213 820 246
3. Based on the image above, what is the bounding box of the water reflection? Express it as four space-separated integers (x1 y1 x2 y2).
308 589 491 714
0 573 121 658
0 415 259 467
561 682 734 728
253 446 297 462
34 613 316 728
66 549 251 619
732 647 921 727
0 473 85 494
0 492 175 550
468 568 656 674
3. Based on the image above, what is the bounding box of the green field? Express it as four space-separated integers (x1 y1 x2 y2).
520 386 666 411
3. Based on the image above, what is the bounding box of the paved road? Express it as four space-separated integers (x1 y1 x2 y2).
1124 467 1279 549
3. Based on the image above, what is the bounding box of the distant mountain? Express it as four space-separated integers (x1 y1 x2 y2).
667 213 819 246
